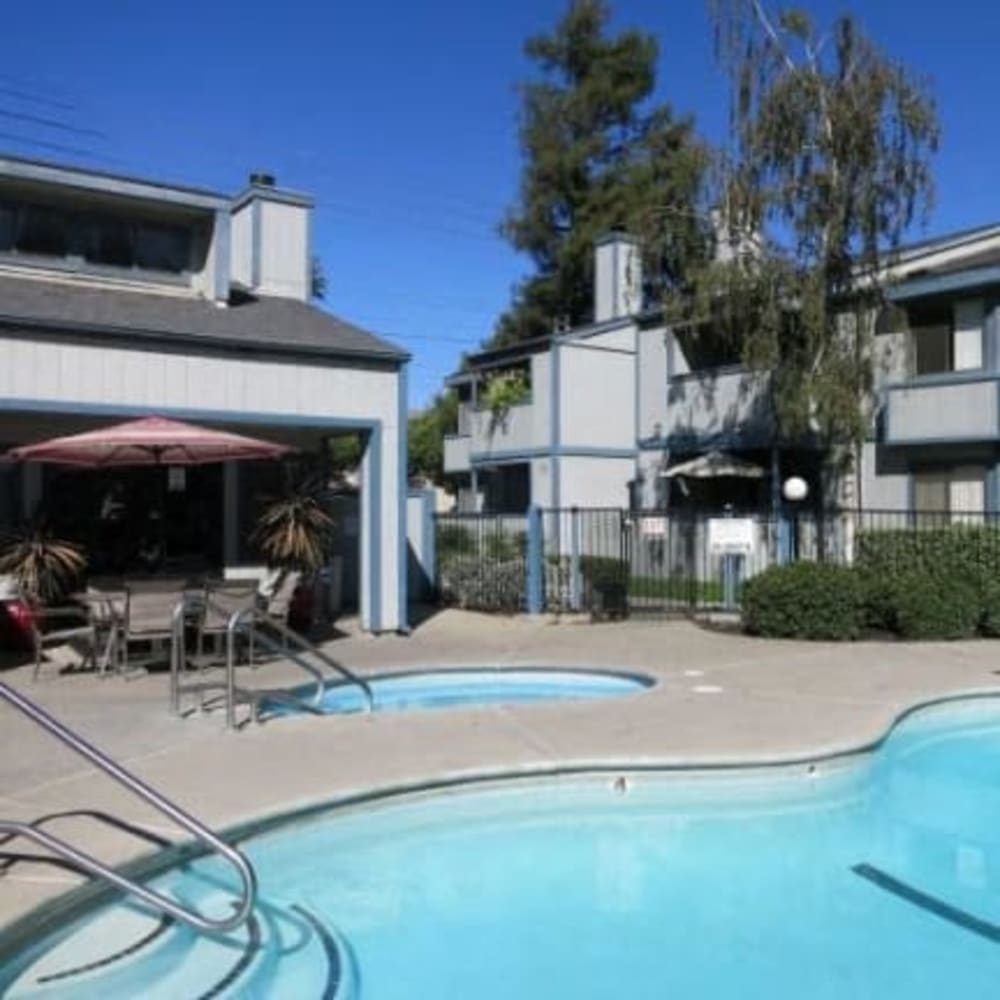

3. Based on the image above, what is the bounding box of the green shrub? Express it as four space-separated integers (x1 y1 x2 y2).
437 524 473 560
891 571 981 641
981 579 1000 637
438 556 525 612
579 556 629 587
484 530 527 561
857 524 1000 636
742 562 865 640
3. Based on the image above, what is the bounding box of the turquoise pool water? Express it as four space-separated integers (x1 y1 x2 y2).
265 667 652 717
5 698 1000 998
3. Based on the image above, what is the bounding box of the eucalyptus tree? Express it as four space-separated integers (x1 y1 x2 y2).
686 1 939 495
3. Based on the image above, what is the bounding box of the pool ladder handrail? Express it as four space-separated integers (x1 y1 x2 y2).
0 681 257 935
225 607 375 729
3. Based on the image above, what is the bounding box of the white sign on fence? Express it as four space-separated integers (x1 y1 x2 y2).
640 518 667 537
708 517 755 553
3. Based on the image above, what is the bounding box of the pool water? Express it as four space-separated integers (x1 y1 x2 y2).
265 667 652 717
5 699 1000 998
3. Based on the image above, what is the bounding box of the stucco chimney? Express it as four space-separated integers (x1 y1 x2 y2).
594 232 642 323
230 173 314 301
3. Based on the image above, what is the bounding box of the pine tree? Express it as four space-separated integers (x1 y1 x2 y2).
492 0 708 347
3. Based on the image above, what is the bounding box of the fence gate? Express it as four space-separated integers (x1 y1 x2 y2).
435 506 863 619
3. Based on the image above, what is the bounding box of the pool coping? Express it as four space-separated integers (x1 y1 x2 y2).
3 685 1000 972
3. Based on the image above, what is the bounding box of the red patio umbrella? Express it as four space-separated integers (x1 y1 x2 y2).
5 416 293 467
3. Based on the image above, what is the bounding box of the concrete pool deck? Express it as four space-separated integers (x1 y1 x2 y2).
3 608 1000 929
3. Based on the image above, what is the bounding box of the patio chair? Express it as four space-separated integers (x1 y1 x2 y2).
119 577 190 674
261 571 302 635
78 586 128 677
31 606 97 681
195 579 260 667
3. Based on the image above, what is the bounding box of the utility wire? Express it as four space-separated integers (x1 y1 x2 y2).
0 131 111 161
0 85 76 113
0 107 107 140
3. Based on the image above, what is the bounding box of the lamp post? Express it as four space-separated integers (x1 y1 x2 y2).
782 477 809 561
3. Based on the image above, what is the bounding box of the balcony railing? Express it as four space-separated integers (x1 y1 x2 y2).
664 368 772 446
444 434 471 473
885 374 998 444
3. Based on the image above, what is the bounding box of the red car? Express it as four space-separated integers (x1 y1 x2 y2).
0 598 36 652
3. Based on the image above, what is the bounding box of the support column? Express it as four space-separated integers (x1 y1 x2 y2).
223 461 239 568
20 462 41 521
526 504 544 614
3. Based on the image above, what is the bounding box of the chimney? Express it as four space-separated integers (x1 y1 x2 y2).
594 232 642 323
230 172 314 301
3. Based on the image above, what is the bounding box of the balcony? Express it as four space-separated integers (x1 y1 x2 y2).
443 434 471 473
885 375 999 444
664 368 772 448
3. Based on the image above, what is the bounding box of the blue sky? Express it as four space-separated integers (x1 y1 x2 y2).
2 0 999 406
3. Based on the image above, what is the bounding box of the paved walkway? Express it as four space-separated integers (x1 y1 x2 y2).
2 608 1000 929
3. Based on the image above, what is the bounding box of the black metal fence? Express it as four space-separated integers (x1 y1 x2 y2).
435 512 528 613
435 507 1000 617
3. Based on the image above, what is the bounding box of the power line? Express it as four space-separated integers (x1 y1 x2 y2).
317 201 500 245
0 85 76 113
0 107 107 141
0 131 112 162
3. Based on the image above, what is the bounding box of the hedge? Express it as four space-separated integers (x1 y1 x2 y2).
742 562 865 641
856 524 1000 630
890 571 981 641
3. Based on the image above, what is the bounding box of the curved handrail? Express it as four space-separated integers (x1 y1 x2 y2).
0 682 257 934
226 607 374 726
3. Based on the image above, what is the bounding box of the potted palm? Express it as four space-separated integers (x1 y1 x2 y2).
0 525 87 652
0 525 87 605
251 480 338 627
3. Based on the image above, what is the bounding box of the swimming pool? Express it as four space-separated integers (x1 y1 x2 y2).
4 697 1000 998
264 667 653 717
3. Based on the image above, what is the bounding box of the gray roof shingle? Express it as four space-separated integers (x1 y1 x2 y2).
0 274 407 363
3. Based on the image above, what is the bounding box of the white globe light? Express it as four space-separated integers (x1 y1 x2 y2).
783 476 809 503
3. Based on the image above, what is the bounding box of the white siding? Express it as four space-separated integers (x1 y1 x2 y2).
257 200 310 301
638 324 668 439
858 442 910 510
559 330 636 449
531 352 552 444
531 457 555 507
558 456 634 509
230 203 253 288
0 335 397 421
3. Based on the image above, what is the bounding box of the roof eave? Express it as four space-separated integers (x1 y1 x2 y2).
0 313 410 366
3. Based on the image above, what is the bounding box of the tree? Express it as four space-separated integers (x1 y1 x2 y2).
408 392 459 483
690 1 939 487
493 0 708 347
311 255 327 301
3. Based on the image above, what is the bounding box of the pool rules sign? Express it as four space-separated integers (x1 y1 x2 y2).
707 518 755 554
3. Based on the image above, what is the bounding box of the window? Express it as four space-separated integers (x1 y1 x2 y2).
0 204 15 252
17 205 68 256
913 467 986 524
134 223 190 272
909 299 983 375
0 200 192 274
85 215 134 267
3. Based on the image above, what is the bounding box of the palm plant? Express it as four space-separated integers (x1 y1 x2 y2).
252 481 334 573
0 525 87 604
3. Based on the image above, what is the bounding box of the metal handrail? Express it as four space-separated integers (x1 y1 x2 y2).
0 682 257 934
225 607 374 729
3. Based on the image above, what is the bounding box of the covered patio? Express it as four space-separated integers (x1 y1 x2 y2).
0 282 410 633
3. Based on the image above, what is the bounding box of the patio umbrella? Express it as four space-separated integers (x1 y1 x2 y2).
660 450 766 480
5 416 293 467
